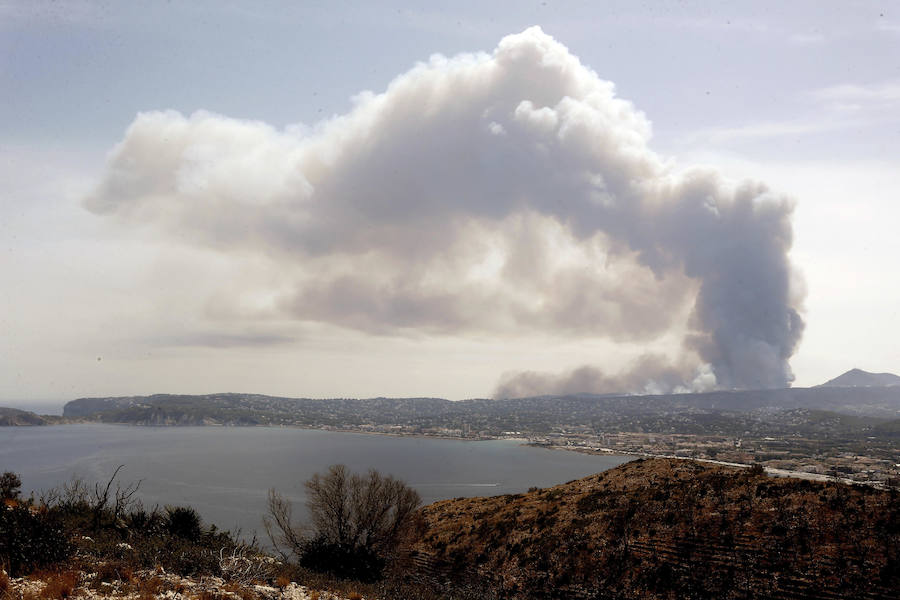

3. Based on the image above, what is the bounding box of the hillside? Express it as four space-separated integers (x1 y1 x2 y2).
64 385 900 429
820 368 900 388
0 407 47 426
413 458 900 599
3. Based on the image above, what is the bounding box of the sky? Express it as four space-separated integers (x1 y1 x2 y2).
2 1 899 407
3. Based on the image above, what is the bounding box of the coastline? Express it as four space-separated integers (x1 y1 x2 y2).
3 419 528 445
539 442 882 487
8 421 890 488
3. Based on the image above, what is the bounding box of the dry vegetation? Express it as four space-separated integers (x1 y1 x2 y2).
415 458 900 599
5 460 900 599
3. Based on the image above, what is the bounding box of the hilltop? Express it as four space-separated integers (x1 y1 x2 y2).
413 458 900 599
819 368 900 388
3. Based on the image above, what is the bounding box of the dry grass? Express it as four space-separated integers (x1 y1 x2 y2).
347 593 363 600
137 575 166 595
416 457 900 599
91 559 135 588
35 569 78 599
193 591 228 600
224 581 260 600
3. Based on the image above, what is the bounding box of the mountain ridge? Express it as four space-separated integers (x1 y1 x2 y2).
63 383 900 425
819 367 900 388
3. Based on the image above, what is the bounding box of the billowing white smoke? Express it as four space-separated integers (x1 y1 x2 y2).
85 27 804 397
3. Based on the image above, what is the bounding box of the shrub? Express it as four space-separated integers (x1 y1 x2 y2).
161 537 220 576
91 560 133 587
748 464 766 477
0 505 72 575
298 536 385 583
126 505 165 535
0 472 22 501
165 506 203 541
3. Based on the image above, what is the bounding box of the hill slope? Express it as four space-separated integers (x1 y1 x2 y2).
413 458 900 599
0 407 47 426
64 384 900 429
820 368 900 387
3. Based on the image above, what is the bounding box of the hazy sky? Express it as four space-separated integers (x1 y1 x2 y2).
2 1 899 406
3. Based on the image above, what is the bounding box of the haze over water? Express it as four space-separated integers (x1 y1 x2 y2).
0 424 629 536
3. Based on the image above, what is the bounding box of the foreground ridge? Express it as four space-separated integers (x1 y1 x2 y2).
412 458 900 599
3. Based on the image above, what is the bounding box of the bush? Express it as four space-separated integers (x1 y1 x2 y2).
0 472 22 501
299 536 385 583
165 506 203 541
266 464 422 581
0 505 72 575
125 505 166 535
748 464 767 477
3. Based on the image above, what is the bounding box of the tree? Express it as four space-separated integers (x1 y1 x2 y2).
265 464 422 581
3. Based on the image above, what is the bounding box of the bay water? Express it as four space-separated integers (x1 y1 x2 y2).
0 424 629 537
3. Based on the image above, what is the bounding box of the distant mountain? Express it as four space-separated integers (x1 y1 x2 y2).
0 407 47 426
819 368 900 388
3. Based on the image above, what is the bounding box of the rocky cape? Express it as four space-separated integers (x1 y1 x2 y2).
0 407 71 426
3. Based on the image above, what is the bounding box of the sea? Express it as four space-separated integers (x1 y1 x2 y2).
0 424 629 537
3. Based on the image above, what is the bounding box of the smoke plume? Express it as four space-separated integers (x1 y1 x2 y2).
85 27 805 396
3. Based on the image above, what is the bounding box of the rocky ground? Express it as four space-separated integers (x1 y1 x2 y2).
1 567 358 600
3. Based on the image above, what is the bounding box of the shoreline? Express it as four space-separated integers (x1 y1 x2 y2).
5 419 537 445
540 443 884 488
7 421 890 488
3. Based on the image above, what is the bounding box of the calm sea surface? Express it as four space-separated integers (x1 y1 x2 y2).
0 424 629 536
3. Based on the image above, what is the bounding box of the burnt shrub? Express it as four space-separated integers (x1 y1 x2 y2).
299 536 385 583
165 506 202 541
124 505 166 535
163 537 222 576
0 505 72 575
